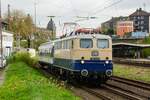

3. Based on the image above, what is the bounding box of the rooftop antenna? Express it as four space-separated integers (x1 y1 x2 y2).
143 3 146 11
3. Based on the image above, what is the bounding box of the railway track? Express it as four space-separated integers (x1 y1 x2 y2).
103 84 144 100
72 76 150 100
111 76 150 91
39 66 150 100
81 84 146 100
106 76 150 100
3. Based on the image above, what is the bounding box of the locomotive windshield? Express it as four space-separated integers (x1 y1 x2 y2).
97 39 109 49
80 39 93 48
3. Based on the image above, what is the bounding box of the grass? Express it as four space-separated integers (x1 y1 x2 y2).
114 64 150 83
0 62 80 100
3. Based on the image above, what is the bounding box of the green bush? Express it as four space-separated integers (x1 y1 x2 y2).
142 48 150 58
7 51 38 67
143 37 150 44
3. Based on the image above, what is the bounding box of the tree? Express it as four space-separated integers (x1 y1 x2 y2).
106 28 115 35
4 9 53 49
107 29 114 35
4 9 34 48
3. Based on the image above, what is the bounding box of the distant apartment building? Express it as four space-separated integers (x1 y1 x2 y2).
129 8 150 33
116 21 133 36
101 16 129 33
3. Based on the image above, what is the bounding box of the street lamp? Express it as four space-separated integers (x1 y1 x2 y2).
0 0 3 68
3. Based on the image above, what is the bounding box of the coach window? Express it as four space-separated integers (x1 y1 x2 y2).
97 39 109 49
54 43 58 50
62 41 65 49
57 42 62 49
71 40 74 49
68 40 72 49
66 40 69 49
80 39 93 48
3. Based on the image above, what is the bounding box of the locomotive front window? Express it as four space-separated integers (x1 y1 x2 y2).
97 39 109 48
80 39 93 48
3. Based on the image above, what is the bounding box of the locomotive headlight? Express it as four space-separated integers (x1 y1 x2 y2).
81 60 85 64
105 61 109 64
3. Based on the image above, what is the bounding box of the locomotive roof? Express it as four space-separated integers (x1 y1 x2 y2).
54 34 111 42
39 34 111 47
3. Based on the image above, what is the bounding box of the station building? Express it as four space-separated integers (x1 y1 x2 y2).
112 42 150 59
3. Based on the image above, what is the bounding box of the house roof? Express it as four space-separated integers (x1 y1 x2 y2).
102 16 129 25
129 8 150 16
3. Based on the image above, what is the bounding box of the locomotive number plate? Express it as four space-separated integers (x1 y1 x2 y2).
91 51 99 56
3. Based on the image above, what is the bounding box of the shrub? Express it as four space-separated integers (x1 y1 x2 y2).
143 37 150 44
7 51 38 67
142 48 150 58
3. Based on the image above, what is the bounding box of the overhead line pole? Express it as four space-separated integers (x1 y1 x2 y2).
0 0 3 68
7 4 10 30
34 0 37 30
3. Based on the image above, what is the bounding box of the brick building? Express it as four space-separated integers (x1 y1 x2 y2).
101 16 128 33
116 21 133 36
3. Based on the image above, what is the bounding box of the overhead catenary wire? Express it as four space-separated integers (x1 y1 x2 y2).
46 0 125 35
91 0 123 15
89 0 112 13
74 0 123 23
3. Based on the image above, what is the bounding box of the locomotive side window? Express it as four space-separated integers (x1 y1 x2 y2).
97 39 109 49
80 39 93 48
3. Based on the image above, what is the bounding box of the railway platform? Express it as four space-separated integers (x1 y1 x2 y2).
113 58 150 67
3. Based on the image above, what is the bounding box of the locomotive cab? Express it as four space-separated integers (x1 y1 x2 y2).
71 34 113 80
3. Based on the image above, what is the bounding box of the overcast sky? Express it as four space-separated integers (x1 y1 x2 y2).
2 0 150 35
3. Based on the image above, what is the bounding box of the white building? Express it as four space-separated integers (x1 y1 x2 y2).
1 31 13 57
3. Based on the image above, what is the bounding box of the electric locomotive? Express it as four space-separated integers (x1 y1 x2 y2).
39 29 113 83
